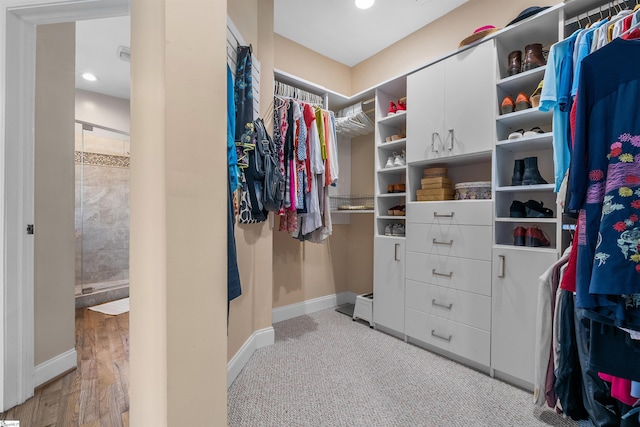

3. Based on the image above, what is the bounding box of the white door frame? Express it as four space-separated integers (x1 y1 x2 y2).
0 0 129 411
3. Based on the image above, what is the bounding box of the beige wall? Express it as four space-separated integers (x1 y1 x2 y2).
34 23 76 367
273 225 349 308
75 89 130 133
352 0 559 93
226 0 276 360
274 34 352 96
129 0 227 425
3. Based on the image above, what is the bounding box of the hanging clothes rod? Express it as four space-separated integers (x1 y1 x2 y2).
565 0 631 26
274 80 324 107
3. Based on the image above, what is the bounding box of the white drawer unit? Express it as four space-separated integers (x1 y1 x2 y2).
406 200 492 226
405 279 491 331
405 308 491 367
405 223 492 261
405 251 491 296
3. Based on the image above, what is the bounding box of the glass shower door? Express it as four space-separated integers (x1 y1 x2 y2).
75 122 130 296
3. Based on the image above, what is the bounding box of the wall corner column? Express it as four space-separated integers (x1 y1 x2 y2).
130 0 228 425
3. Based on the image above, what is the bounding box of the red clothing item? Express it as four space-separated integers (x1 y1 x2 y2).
622 28 640 40
303 104 315 192
599 373 637 406
570 92 578 148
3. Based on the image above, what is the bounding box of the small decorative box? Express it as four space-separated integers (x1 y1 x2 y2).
454 181 492 200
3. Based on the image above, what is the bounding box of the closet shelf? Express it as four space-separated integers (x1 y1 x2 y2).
496 108 552 129
496 133 553 152
496 67 545 93
493 244 558 253
331 210 374 214
377 138 407 149
377 165 406 174
495 183 555 193
377 110 407 127
378 192 407 198
495 217 557 223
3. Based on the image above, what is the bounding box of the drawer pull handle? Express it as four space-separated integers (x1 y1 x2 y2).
431 330 452 342
498 255 505 278
432 238 453 246
433 212 454 218
432 299 453 310
432 269 453 278
394 243 400 261
448 128 454 151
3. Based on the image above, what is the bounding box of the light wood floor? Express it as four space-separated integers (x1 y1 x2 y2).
1 308 130 426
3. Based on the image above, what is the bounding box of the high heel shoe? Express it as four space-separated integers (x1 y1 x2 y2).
388 101 397 116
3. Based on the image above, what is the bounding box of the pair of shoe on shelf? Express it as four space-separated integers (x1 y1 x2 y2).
510 200 553 218
513 226 550 247
387 183 406 193
384 223 405 236
385 150 406 168
387 98 407 116
387 205 405 216
508 126 544 140
507 44 546 77
385 133 406 142
512 156 548 186
501 80 544 114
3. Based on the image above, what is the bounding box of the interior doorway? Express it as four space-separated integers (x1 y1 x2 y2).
1 0 130 410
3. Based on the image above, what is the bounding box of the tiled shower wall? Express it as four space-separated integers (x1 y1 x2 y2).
75 149 130 289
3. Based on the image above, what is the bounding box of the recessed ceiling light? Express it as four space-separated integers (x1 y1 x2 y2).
355 0 374 9
81 72 98 82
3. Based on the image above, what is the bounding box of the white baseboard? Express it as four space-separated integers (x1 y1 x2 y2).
272 291 357 324
227 327 274 388
33 348 77 388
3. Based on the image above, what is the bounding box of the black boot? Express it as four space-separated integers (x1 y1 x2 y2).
512 159 525 186
522 156 548 185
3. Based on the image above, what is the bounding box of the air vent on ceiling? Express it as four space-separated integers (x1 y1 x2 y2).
117 46 130 63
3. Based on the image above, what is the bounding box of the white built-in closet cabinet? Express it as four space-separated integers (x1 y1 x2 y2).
371 0 604 391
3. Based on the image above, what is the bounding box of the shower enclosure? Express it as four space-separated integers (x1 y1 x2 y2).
75 121 130 305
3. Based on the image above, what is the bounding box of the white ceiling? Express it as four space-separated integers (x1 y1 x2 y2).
274 0 468 67
76 16 131 100
74 0 468 100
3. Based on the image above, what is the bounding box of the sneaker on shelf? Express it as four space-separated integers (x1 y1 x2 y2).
523 126 545 137
397 99 407 112
384 224 393 236
393 150 406 167
385 156 394 168
392 223 405 236
388 101 397 116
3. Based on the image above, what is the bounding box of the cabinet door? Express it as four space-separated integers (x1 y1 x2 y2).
491 248 557 387
407 60 446 162
444 41 496 156
373 236 405 333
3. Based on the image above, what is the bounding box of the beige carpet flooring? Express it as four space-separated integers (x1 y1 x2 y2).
228 308 587 427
